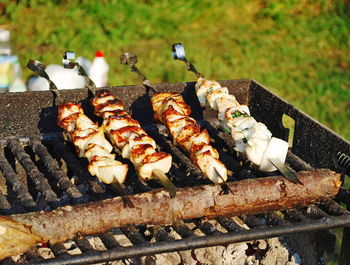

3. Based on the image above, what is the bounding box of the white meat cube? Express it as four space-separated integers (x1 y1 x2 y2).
178 129 211 152
122 134 156 159
138 152 172 180
259 137 289 172
130 144 156 168
194 150 227 184
207 87 229 110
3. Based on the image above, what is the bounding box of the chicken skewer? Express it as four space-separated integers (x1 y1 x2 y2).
90 89 176 197
56 102 128 184
171 43 302 184
61 52 176 199
27 58 133 207
63 46 175 197
120 53 230 187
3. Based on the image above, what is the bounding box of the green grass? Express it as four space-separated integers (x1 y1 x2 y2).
0 1 349 263
2 0 348 140
1 1 349 141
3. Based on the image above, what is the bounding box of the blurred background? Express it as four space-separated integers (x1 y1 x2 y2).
0 0 349 140
0 1 349 263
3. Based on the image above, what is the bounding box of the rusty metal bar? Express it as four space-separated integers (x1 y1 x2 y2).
6 138 59 208
74 236 95 253
50 242 69 258
48 138 94 183
173 222 194 238
29 137 87 204
99 232 124 250
0 146 37 211
217 217 245 233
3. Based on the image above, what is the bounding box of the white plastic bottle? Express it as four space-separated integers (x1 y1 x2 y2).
88 50 109 87
0 29 26 93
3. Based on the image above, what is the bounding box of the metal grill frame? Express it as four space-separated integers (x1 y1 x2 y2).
0 80 349 265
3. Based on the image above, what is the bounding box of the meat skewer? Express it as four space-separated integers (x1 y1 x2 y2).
90 89 176 197
62 52 176 198
120 53 229 186
27 58 133 206
56 102 128 185
171 43 302 185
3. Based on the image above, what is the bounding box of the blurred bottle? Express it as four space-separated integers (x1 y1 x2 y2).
0 28 26 93
0 29 11 56
88 50 109 87
75 56 91 74
27 64 86 91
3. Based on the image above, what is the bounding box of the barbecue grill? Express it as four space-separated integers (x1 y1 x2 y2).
0 79 349 265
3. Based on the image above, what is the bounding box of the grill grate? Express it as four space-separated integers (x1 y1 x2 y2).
0 129 349 265
0 80 349 264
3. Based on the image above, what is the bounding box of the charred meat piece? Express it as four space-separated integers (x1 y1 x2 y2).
57 102 128 184
91 90 173 181
150 93 228 183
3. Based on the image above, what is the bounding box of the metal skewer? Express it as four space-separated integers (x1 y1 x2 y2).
213 167 235 194
112 177 134 208
171 43 303 185
120 53 158 93
62 51 96 97
120 53 230 193
120 52 177 198
61 51 136 205
27 59 62 105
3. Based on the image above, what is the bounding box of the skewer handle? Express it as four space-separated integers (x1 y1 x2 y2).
26 59 62 105
152 169 177 198
120 53 157 93
62 51 96 96
171 43 203 78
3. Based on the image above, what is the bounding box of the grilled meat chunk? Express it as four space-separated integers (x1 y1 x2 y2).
151 93 228 183
92 90 173 181
195 78 289 172
57 102 128 184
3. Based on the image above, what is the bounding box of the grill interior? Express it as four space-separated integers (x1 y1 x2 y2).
0 80 349 265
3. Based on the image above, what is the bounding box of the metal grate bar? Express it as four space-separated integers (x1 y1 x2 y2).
302 205 330 219
6 138 59 208
74 236 95 253
29 137 87 204
317 199 350 216
153 226 174 242
198 221 222 236
0 192 11 214
0 146 36 210
121 226 148 246
241 215 267 228
99 232 124 250
173 221 195 238
50 242 69 258
217 217 245 232
22 248 45 264
48 138 93 184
